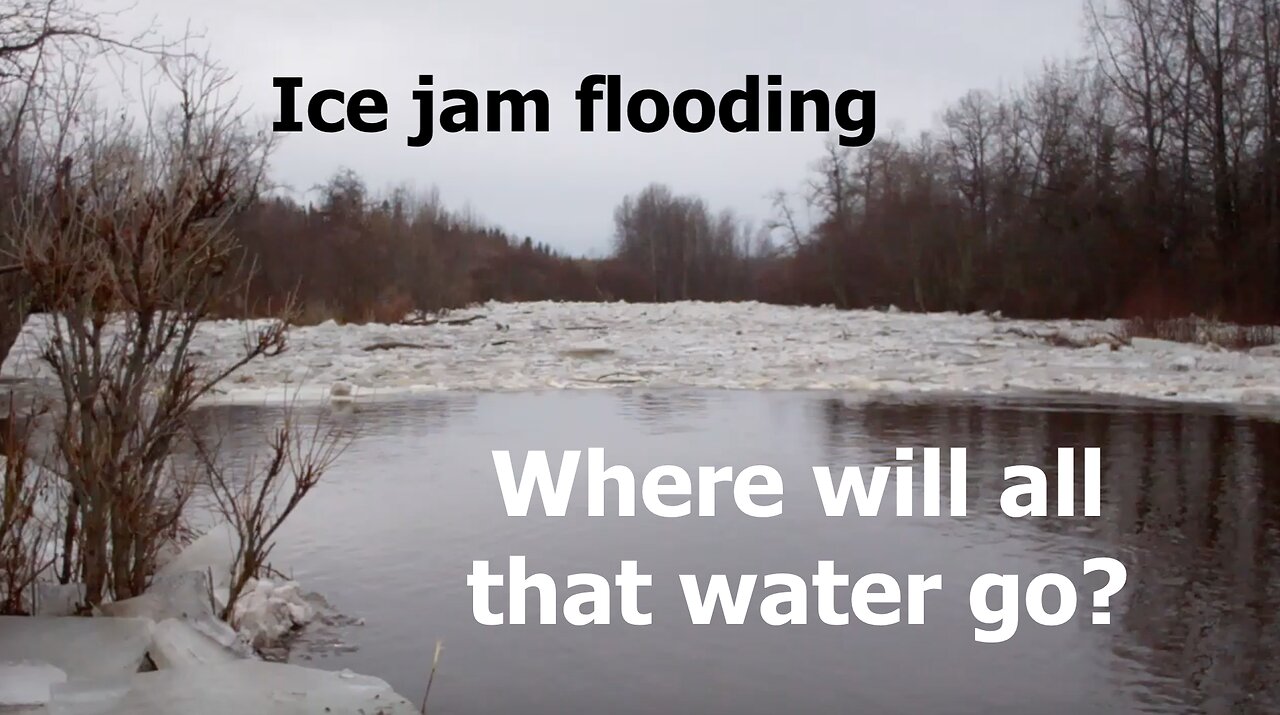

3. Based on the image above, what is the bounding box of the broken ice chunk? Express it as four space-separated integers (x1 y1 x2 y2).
231 578 315 649
147 620 239 670
0 660 67 710
96 570 253 659
330 381 354 400
0 617 153 680
45 661 418 715
152 524 240 596
34 584 85 617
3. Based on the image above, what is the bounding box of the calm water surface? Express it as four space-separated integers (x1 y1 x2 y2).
208 391 1280 715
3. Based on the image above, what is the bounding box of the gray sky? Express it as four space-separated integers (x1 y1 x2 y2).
135 0 1088 255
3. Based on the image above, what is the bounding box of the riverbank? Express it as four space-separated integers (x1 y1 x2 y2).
0 522 419 714
3 301 1278 406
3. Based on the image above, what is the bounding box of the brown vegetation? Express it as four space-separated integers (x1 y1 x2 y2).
228 174 602 322
200 411 350 622
0 399 49 614
211 0 1280 329
0 1 347 614
766 0 1280 322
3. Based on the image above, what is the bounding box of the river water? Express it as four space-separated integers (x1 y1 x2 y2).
207 390 1280 715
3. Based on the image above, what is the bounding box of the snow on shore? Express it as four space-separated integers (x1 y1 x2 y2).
3 301 1278 407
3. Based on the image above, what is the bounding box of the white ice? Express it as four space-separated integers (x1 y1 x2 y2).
146 620 240 670
151 524 239 600
5 301 1274 407
231 578 316 650
44 661 418 715
144 525 313 651
0 661 67 710
33 585 84 618
97 570 254 659
0 618 153 681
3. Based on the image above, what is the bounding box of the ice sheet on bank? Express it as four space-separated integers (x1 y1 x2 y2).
151 526 239 593
114 525 314 652
151 524 239 598
146 620 240 670
0 661 67 710
0 618 153 680
97 570 253 659
34 585 84 617
5 302 1280 407
45 661 418 715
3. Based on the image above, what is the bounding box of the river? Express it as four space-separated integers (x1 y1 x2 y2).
204 390 1280 715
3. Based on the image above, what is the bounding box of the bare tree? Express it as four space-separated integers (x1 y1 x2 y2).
0 398 51 614
612 184 755 303
12 56 287 606
0 0 185 367
200 408 350 622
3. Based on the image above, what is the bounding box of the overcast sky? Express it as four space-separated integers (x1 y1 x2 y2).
132 0 1088 255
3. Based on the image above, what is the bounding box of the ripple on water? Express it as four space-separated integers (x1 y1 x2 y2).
201 390 1280 715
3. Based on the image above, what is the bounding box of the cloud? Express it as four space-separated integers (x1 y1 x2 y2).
133 0 1086 253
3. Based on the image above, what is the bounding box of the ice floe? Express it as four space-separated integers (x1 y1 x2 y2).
2 301 1277 407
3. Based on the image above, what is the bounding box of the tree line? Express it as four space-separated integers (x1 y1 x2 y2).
2 0 1261 327
227 174 773 320
771 0 1280 321
219 0 1280 325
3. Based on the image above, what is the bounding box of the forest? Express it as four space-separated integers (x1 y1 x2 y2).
224 0 1280 328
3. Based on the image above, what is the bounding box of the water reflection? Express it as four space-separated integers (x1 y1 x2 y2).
615 389 711 435
209 391 1280 715
821 396 1280 714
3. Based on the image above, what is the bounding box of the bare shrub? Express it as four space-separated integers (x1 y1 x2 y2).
0 398 52 614
199 408 351 622
0 0 186 367
9 56 289 606
369 288 415 325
